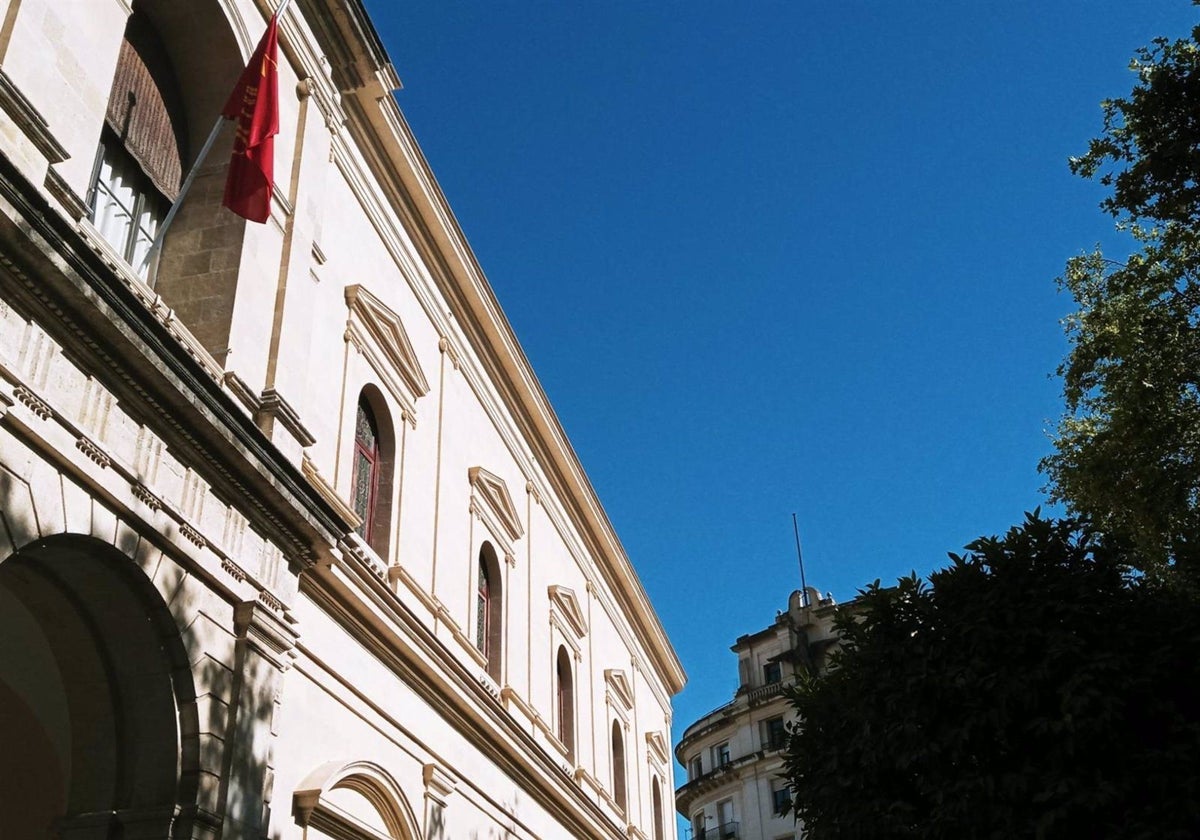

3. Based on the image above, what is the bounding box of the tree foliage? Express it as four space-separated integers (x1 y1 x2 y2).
1043 25 1200 573
783 514 1200 840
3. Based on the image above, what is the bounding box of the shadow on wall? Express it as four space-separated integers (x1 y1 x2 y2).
0 463 278 839
467 792 528 840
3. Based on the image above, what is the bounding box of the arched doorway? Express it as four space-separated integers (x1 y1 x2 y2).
0 535 198 838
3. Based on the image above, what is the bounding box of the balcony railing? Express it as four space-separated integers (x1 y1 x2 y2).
747 680 786 704
691 821 740 840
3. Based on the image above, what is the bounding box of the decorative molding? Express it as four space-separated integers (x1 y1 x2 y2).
257 387 317 447
76 436 111 468
130 482 162 511
302 453 362 528
438 335 460 370
179 522 207 548
13 384 52 419
422 763 457 805
645 731 669 766
223 371 263 414
0 389 14 419
605 669 634 711
468 466 523 565
222 557 248 582
0 69 68 163
338 534 385 580
548 585 588 638
344 284 429 421
311 240 327 265
44 168 88 220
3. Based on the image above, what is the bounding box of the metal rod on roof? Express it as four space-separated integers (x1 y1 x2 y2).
792 513 809 607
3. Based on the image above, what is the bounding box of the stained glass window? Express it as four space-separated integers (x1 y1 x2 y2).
476 559 490 657
351 399 379 540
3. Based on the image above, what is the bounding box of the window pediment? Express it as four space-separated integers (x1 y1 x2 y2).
605 669 634 711
548 585 588 638
645 731 669 765
468 467 524 558
344 284 429 420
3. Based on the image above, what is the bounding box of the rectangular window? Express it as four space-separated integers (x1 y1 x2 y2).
763 716 787 751
692 814 706 840
763 661 782 684
689 756 703 780
772 785 792 816
713 742 730 767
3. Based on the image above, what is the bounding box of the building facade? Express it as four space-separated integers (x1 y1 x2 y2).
674 589 837 840
0 1 685 838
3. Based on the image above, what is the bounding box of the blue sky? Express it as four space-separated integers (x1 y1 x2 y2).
363 0 1196 821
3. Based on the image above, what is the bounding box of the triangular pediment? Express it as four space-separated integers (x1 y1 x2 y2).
645 731 669 765
468 466 524 543
605 669 634 710
548 585 588 638
345 284 430 401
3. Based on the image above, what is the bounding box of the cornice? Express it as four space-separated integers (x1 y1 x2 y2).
331 77 684 700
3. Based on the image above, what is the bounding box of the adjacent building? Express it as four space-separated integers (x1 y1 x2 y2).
674 588 838 840
0 0 685 838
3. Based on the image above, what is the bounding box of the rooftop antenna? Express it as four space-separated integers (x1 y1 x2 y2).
792 513 809 607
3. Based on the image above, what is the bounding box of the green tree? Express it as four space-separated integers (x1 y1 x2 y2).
1044 24 1200 574
782 514 1200 840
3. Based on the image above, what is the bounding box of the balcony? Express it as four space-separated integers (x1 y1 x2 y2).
691 821 740 839
747 680 786 705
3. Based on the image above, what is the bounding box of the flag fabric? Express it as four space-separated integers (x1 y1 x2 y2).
221 14 279 223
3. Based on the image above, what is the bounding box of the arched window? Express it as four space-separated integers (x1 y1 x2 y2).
651 777 665 840
348 388 396 558
476 543 502 681
556 646 575 759
611 720 627 814
351 397 380 540
90 9 187 277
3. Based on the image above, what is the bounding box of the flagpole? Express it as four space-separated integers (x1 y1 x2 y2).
138 0 295 280
792 513 809 607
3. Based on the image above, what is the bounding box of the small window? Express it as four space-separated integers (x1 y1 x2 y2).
712 742 730 768
763 661 782 685
556 646 575 760
689 755 703 780
763 716 787 751
692 814 706 840
611 721 627 813
772 785 792 816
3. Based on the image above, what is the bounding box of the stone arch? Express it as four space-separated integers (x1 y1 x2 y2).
293 760 423 840
0 532 201 838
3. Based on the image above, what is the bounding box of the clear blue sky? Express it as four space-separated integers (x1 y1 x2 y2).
363 0 1196 820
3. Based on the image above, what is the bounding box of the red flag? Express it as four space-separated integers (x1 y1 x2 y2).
221 14 279 223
